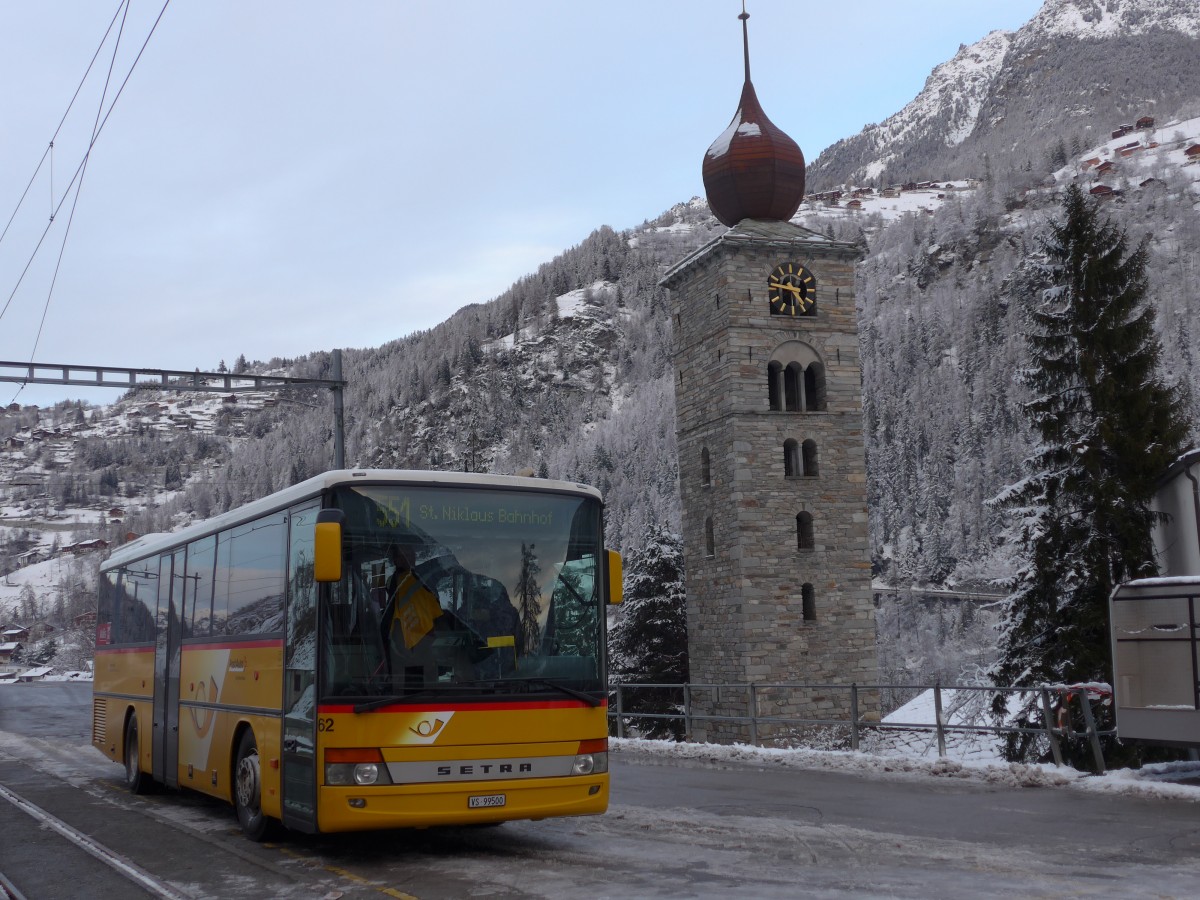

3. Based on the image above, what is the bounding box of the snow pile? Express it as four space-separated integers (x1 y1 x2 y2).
613 736 1078 789
613 737 1200 801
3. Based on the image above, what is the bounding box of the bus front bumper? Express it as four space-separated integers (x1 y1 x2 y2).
316 775 609 832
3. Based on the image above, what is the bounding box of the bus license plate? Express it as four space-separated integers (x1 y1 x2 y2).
469 794 506 809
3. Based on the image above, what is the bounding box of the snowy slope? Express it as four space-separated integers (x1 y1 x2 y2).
808 0 1200 189
1025 0 1200 41
859 31 1012 182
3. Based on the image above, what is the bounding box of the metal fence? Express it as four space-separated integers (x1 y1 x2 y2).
608 681 1114 772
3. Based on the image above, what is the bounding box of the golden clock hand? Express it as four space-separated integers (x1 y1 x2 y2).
769 280 802 294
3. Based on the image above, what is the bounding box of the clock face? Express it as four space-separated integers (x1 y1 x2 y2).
768 263 816 316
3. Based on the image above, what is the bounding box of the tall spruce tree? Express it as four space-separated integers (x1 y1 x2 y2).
608 525 689 739
515 543 543 657
993 185 1190 765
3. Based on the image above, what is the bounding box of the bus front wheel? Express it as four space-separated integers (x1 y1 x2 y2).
234 730 274 841
124 717 151 795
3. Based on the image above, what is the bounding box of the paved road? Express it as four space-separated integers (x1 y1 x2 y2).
3 682 1200 898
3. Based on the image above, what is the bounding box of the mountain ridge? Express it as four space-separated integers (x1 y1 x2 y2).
808 0 1200 189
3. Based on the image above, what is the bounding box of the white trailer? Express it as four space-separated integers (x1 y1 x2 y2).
1109 576 1200 747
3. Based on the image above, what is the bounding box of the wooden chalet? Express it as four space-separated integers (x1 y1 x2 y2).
1089 184 1119 197
1136 115 1155 129
61 538 109 556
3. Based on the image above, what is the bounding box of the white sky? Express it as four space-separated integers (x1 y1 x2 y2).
0 0 1043 407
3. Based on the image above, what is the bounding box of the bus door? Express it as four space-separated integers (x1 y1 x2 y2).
152 549 184 788
281 503 319 832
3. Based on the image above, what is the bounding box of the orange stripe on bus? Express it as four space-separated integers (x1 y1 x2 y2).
181 639 284 650
94 646 156 655
318 699 608 714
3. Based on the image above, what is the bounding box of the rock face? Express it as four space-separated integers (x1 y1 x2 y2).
807 0 1200 189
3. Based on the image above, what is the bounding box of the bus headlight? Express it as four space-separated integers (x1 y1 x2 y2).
325 749 392 786
354 763 380 785
572 739 609 775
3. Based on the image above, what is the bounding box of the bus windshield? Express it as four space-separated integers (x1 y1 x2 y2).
321 483 605 702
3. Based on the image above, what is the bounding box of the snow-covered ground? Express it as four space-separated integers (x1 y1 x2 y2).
796 181 976 227
614 736 1200 804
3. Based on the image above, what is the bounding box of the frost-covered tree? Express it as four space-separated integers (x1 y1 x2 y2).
608 525 688 738
515 543 542 657
992 185 1190 765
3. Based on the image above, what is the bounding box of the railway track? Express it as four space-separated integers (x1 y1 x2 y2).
0 783 182 899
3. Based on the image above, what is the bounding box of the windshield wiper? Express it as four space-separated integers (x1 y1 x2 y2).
352 678 602 711
352 689 446 713
514 677 601 707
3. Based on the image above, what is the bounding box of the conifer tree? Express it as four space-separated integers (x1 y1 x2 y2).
993 185 1190 764
608 525 688 738
515 543 542 657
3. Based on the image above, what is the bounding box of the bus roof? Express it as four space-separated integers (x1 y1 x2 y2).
102 468 603 571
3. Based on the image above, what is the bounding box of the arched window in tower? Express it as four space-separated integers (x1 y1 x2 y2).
802 439 818 476
784 362 804 411
805 362 827 411
701 447 711 486
796 511 814 551
783 439 800 477
801 584 816 622
768 341 825 414
704 517 715 557
767 361 783 411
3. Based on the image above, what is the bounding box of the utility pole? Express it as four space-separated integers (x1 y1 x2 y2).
0 350 349 469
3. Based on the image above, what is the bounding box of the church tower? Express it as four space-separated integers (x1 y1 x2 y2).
661 8 877 739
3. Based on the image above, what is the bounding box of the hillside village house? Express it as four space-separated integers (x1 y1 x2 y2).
0 642 22 664
61 538 109 556
2 625 30 642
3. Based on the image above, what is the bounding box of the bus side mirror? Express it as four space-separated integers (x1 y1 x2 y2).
314 509 346 583
606 549 623 605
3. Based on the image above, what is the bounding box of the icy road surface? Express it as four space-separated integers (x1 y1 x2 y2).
3 683 1200 898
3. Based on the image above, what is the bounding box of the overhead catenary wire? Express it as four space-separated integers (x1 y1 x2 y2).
28 1 133 368
0 0 171 331
3 0 172 406
0 0 128 250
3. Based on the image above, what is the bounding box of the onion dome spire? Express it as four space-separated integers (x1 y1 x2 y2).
702 4 806 227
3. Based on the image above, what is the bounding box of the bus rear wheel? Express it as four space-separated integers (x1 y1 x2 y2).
124 718 152 795
234 730 274 841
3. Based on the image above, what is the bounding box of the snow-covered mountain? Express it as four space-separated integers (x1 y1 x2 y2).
835 30 1014 185
1026 0 1200 40
809 0 1200 189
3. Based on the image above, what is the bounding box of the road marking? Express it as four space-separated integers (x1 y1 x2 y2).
274 848 420 899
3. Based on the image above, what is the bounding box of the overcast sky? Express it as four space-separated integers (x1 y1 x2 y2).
0 0 1044 407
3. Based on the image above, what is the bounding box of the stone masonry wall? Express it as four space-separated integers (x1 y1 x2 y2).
668 226 879 742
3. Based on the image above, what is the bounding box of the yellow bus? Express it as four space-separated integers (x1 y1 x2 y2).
92 469 621 839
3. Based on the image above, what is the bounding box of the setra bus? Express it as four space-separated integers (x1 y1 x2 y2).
92 469 621 839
